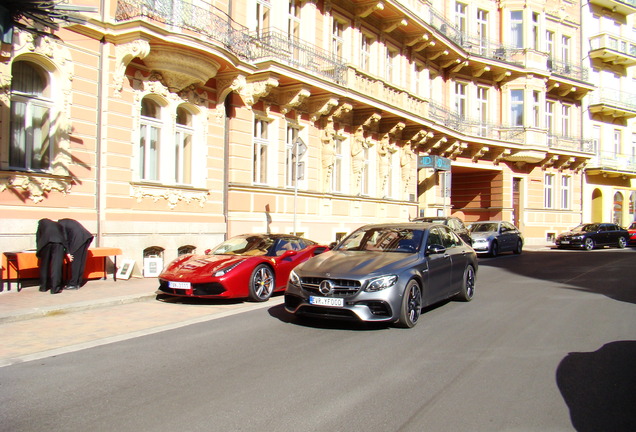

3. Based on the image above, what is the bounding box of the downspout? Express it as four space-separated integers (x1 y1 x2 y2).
95 0 107 246
223 94 231 241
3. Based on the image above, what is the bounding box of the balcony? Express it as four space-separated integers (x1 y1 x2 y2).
251 30 347 84
589 33 636 66
589 0 636 16
586 151 636 178
589 89 636 119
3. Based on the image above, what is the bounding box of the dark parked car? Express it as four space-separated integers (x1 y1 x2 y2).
468 221 523 256
285 223 477 328
628 222 636 246
413 216 472 245
555 223 629 250
158 234 328 302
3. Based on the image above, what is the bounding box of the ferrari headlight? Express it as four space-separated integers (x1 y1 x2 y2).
288 270 301 287
365 275 398 292
214 260 245 277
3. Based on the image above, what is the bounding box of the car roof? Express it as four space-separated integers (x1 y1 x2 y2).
354 222 440 231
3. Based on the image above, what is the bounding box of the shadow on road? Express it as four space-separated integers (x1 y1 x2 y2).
556 340 636 431
477 249 636 304
267 303 391 331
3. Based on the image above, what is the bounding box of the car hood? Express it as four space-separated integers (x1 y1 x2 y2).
557 230 582 238
295 250 419 279
162 254 249 276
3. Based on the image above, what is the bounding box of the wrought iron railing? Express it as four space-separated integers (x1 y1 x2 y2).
250 29 347 84
590 151 636 173
548 135 595 153
547 58 589 82
589 88 636 112
115 0 254 59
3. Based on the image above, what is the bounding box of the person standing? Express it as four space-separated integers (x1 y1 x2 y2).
58 219 94 290
36 219 72 294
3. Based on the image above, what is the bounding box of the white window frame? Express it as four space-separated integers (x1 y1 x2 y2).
511 89 524 126
332 135 344 193
511 10 524 48
561 175 571 210
544 173 555 208
477 86 488 136
455 2 467 34
360 32 373 72
477 9 488 55
561 104 571 137
253 117 270 185
532 91 541 128
455 82 467 119
139 98 163 182
174 106 194 185
256 0 271 37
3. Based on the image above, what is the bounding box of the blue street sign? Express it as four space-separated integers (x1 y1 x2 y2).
418 155 451 171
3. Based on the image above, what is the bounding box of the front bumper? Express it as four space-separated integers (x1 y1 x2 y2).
554 238 585 248
284 279 404 323
158 278 229 298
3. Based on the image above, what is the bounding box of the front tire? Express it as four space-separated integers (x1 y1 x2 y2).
513 240 523 254
248 264 275 302
455 265 476 302
396 280 422 328
584 237 595 251
490 241 499 257
618 237 627 249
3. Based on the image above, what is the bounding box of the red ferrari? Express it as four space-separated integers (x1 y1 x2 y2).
158 234 329 302
629 221 636 246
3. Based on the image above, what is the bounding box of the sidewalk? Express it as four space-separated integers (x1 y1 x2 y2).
0 276 159 324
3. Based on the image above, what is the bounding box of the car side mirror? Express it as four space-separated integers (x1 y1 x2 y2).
280 250 297 259
427 244 446 255
328 241 338 249
204 249 212 255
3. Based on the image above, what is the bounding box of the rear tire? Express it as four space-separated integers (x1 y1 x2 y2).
618 237 627 249
248 264 275 302
455 265 476 302
396 280 422 328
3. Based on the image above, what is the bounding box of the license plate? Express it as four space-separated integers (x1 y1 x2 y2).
309 296 343 307
561 240 570 244
168 281 191 289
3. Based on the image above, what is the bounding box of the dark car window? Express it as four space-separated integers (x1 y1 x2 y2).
339 227 422 253
440 226 460 248
427 227 444 248
470 223 498 233
630 222 636 230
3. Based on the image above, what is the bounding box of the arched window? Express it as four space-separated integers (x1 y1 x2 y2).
9 61 53 171
139 98 162 181
178 245 196 256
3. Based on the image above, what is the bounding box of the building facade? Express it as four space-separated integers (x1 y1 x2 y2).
1 0 633 275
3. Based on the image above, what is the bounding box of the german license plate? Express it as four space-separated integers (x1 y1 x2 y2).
309 296 343 307
169 281 191 289
561 240 570 244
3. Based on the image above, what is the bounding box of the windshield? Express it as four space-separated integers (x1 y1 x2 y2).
571 224 600 233
209 236 274 256
469 223 498 233
629 222 636 230
338 227 423 253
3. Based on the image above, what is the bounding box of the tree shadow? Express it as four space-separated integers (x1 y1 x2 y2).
556 340 636 431
477 249 636 304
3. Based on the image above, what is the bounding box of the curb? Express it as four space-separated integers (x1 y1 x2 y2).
0 291 159 325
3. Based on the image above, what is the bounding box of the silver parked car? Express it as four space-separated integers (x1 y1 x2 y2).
284 223 477 328
468 221 523 257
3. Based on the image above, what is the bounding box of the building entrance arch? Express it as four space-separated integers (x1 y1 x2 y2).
613 192 624 226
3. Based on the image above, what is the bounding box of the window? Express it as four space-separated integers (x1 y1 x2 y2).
511 11 523 48
592 125 600 155
286 124 300 187
139 98 161 181
613 129 622 157
477 86 488 136
561 36 571 63
544 173 554 208
546 30 554 66
332 136 344 193
531 12 539 50
9 61 53 171
256 0 270 37
360 33 372 72
332 17 345 58
561 105 570 136
561 175 570 210
455 82 467 119
477 9 488 55
175 106 193 184
386 46 398 82
412 62 425 96
511 89 524 126
455 2 467 34
253 118 269 184
288 0 300 39
532 91 540 128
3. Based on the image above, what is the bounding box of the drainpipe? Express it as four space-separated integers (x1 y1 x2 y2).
95 0 107 246
223 95 231 241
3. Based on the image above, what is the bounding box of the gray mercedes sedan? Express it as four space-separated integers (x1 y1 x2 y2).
284 223 477 328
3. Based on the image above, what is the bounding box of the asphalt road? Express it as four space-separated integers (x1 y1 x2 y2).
1 248 635 432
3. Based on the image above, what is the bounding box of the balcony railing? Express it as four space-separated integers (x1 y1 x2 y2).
115 0 253 59
548 135 595 153
251 30 347 84
589 33 636 65
590 151 636 173
589 89 636 116
547 58 589 82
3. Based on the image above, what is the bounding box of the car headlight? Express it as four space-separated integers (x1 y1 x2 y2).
571 235 583 240
473 238 487 244
365 275 398 292
214 259 245 277
288 270 301 287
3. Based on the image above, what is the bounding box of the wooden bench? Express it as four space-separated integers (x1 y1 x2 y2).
1 247 123 291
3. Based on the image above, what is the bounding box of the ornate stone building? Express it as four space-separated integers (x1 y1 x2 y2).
1 0 633 272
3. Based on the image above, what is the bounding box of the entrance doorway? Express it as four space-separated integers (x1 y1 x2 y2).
592 189 603 222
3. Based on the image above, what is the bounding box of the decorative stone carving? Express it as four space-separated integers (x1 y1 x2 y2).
235 74 279 107
275 84 311 114
303 95 339 122
378 133 398 196
352 125 372 194
400 142 415 195
0 173 71 203
321 118 337 192
143 44 221 91
114 40 151 93
131 184 209 209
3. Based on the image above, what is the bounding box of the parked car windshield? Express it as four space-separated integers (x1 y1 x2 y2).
571 223 600 233
630 222 636 230
469 223 498 233
338 227 423 253
210 236 274 256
